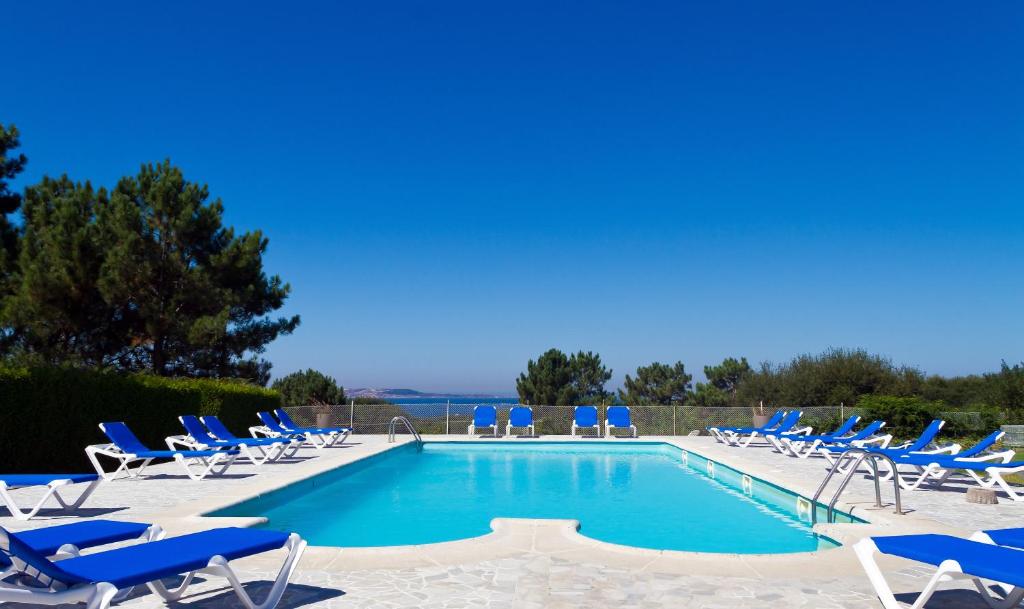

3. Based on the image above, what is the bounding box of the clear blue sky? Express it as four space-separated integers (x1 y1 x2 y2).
5 1 1023 393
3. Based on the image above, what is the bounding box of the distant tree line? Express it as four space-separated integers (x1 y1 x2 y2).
0 123 298 384
516 347 1024 413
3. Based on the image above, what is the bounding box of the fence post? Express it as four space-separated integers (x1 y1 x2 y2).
672 404 677 436
840 402 844 421
446 400 450 435
349 399 354 429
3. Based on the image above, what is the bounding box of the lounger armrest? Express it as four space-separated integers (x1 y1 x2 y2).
789 426 813 436
954 450 1017 464
249 425 272 439
919 443 961 455
165 435 201 451
853 435 891 448
85 443 133 458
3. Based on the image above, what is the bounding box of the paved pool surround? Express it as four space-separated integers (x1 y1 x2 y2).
2 435 1018 608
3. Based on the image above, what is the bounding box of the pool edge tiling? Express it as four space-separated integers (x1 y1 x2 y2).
209 440 862 553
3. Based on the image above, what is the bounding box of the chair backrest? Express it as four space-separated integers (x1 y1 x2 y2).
830 415 861 437
607 406 631 427
100 421 150 454
275 408 299 429
763 410 786 429
509 406 533 427
473 405 497 426
773 410 803 432
258 411 288 432
906 419 945 451
180 415 221 445
575 406 598 427
0 524 87 590
201 415 239 440
849 420 886 440
959 430 1005 458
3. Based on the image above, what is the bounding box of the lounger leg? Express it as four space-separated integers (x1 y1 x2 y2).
855 539 954 609
85 583 119 609
203 534 307 609
147 571 199 600
50 478 102 511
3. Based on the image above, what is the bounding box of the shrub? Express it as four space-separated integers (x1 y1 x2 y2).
855 395 942 443
271 369 344 406
0 366 280 473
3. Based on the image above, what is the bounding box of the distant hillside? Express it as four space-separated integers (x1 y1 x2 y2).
348 387 511 399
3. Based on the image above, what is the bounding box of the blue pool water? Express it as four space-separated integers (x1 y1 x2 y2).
213 442 851 553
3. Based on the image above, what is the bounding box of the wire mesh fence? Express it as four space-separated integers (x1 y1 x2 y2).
282 403 858 437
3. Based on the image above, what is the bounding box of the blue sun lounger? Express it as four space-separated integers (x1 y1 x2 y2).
252 411 341 450
572 406 600 437
856 533 1024 609
0 474 102 521
0 525 306 609
777 420 888 459
506 406 535 437
707 410 786 443
168 416 301 467
819 419 948 471
85 422 238 481
468 405 498 436
766 414 860 453
605 406 637 438
725 410 804 448
275 409 352 444
1 520 162 579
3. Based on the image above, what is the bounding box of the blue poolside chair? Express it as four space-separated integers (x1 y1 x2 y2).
168 415 301 467
252 411 341 450
0 524 306 609
855 533 1024 609
707 410 786 443
766 415 860 454
819 419 947 469
202 414 271 446
85 422 238 481
1 520 162 579
275 408 352 443
725 410 803 448
0 474 102 521
572 406 600 437
506 406 535 437
778 420 889 459
605 406 637 438
468 405 499 436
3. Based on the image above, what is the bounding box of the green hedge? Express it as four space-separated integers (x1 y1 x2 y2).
0 366 281 473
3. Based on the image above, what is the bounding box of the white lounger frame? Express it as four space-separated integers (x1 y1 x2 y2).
816 437 951 472
0 533 306 609
84 443 237 482
0 478 102 521
468 422 499 436
249 425 346 451
572 419 600 438
605 420 637 438
854 537 1024 609
165 434 300 468
874 451 1024 498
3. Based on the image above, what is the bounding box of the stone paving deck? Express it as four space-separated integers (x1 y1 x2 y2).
3 434 1021 608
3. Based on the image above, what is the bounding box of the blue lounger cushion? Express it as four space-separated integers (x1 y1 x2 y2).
575 406 598 427
473 406 497 427
982 528 1024 549
1 520 152 566
708 410 785 433
891 454 1024 471
873 534 1024 589
607 406 632 428
0 474 99 487
509 407 533 427
42 528 291 589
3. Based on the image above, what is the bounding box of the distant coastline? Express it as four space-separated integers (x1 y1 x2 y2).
348 387 516 402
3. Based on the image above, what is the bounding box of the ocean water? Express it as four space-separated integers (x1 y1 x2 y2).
213 442 848 553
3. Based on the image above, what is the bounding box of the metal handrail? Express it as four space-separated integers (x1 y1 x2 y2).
388 416 423 446
811 448 903 524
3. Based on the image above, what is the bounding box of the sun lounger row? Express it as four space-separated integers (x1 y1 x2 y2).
1 409 351 522
0 518 304 609
468 405 638 438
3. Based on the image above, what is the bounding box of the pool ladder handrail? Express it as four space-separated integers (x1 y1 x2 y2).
388 416 423 447
811 448 903 524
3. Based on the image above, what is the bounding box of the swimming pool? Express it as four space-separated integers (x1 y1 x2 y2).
212 442 858 553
